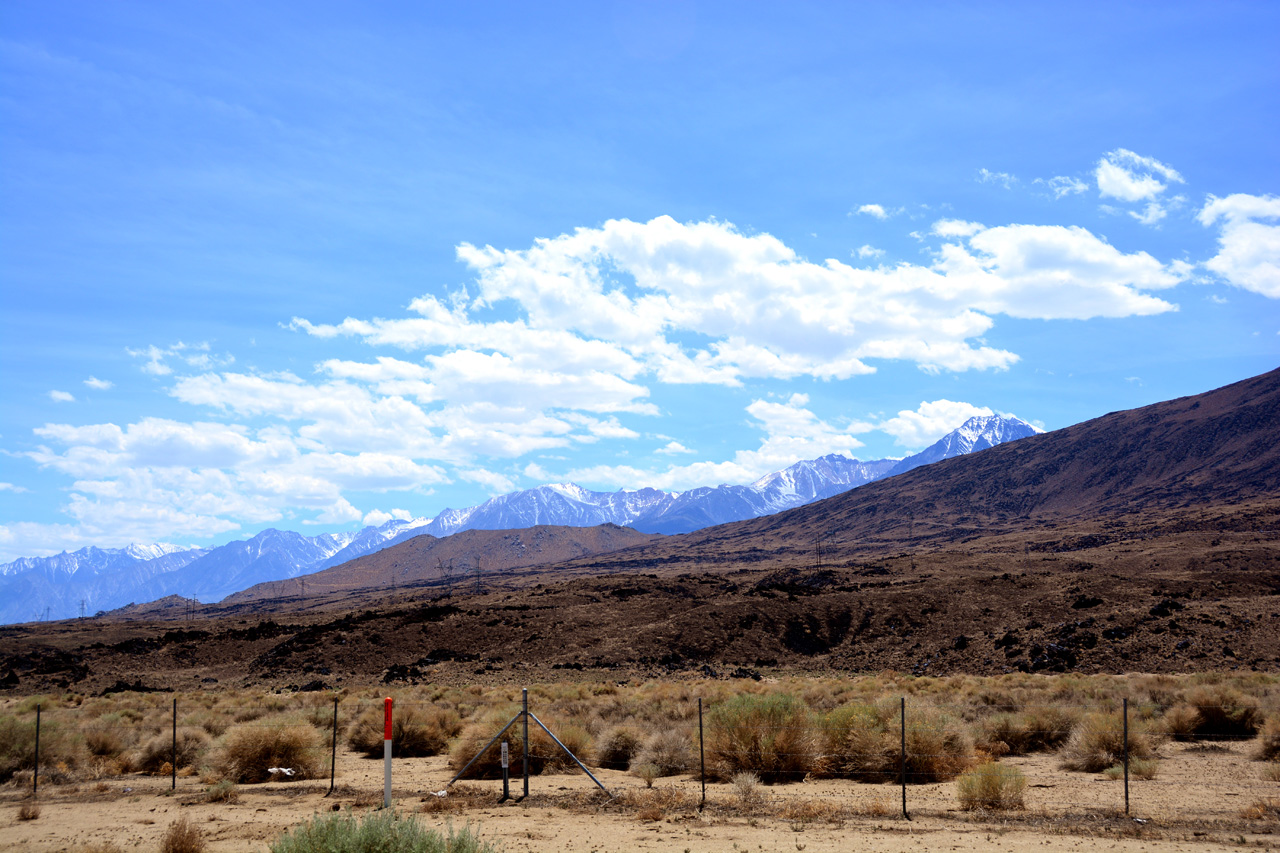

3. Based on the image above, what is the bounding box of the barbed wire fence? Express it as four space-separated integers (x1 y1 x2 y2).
6 688 1279 828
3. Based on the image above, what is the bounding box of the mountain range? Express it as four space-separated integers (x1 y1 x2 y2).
0 414 1039 624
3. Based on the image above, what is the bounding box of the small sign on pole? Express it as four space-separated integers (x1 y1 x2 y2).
501 741 510 801
383 697 393 809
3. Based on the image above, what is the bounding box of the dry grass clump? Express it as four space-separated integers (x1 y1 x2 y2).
1058 712 1157 773
1102 758 1158 780
818 702 972 784
1254 715 1280 762
214 716 323 783
205 779 238 803
619 785 694 822
630 728 691 777
81 716 131 759
346 705 461 758
706 693 816 784
18 801 41 821
1240 798 1280 821
976 705 1079 756
0 713 82 783
594 726 642 770
448 710 551 779
955 761 1026 810
159 815 206 853
1163 686 1264 742
731 771 762 805
138 727 210 774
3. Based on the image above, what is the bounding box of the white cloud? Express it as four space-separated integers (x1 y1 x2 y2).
1197 193 1280 298
1129 202 1168 227
363 507 413 527
880 399 994 447
567 393 871 491
458 467 517 495
0 483 28 493
856 244 884 259
49 390 75 403
657 441 693 455
856 204 890 219
1095 149 1184 202
932 219 985 238
978 169 1017 188
128 342 232 377
1036 176 1089 199
84 376 113 391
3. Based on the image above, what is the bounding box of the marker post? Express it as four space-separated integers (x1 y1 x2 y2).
383 697 393 809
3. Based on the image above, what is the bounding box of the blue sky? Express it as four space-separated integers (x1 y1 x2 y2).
1 1 1277 561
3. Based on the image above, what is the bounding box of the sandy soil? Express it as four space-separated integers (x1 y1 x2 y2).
2 741 1276 852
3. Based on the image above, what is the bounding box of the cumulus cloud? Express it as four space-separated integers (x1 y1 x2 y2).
1197 193 1280 298
856 204 890 219
363 507 413 527
879 399 995 447
84 376 114 391
49 390 74 403
1095 149 1184 202
566 393 871 491
657 441 693 455
128 342 232 377
0 483 28 493
856 244 884 259
932 219 985 238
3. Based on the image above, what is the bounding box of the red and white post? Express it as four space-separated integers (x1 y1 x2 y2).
383 697 393 809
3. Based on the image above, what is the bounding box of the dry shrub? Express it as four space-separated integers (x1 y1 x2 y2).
215 717 323 783
976 705 1077 756
1059 712 1156 773
1160 703 1200 741
903 706 974 783
636 806 663 822
205 779 238 803
1240 798 1280 821
138 728 209 774
779 797 842 823
732 771 762 805
707 693 816 784
595 726 642 770
1103 758 1158 780
1255 715 1280 762
631 728 691 777
1185 687 1263 741
18 801 41 821
0 714 82 783
159 815 206 853
820 702 972 784
346 705 461 758
449 709 552 779
82 721 128 758
956 762 1025 811
540 722 594 773
621 785 693 817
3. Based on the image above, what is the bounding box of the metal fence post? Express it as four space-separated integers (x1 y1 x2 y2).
172 697 178 791
33 703 40 797
698 697 706 810
522 688 529 798
1123 697 1130 815
900 696 909 820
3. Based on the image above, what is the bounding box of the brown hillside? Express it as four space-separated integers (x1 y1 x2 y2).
223 523 661 604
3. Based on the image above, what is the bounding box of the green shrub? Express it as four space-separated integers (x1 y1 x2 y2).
707 693 816 784
1059 712 1156 773
270 810 502 853
347 705 462 758
215 716 323 783
956 762 1025 810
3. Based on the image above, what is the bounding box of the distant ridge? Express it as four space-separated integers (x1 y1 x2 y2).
0 414 1039 624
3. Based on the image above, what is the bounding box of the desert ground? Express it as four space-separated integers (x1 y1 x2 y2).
2 673 1278 852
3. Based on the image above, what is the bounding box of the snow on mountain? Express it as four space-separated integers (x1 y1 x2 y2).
886 415 1043 477
0 414 1040 624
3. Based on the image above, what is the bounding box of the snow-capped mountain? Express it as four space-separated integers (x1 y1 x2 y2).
0 414 1040 624
886 415 1042 476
